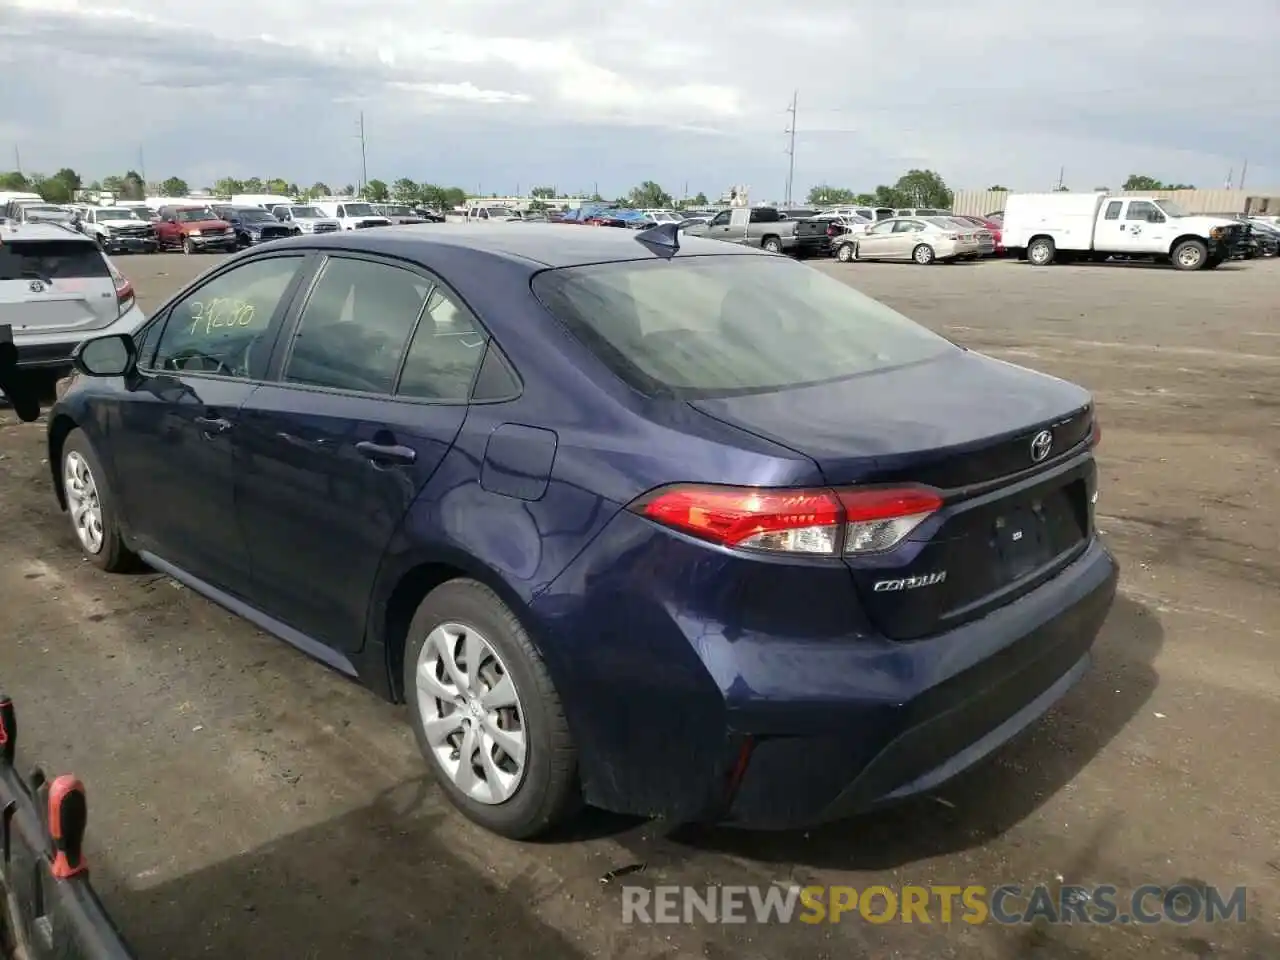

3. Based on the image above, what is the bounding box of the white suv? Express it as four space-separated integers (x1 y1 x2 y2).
0 221 147 371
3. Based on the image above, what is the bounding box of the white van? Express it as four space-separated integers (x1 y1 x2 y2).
311 200 392 231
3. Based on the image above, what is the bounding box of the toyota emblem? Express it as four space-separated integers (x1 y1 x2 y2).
28 280 44 293
1030 429 1053 463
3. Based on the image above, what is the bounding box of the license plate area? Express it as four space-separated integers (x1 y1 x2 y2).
993 503 1052 579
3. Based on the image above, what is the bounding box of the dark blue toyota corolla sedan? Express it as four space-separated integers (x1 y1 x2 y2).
47 223 1117 839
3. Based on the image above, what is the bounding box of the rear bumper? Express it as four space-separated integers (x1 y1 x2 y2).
14 341 78 368
11 305 148 369
530 508 1118 828
733 541 1116 827
786 235 830 255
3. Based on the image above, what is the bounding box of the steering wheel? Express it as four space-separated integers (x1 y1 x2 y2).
166 337 256 378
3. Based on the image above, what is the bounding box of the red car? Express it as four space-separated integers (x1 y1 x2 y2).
154 205 238 254
953 214 1004 255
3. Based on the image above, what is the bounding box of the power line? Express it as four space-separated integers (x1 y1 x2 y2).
784 91 798 207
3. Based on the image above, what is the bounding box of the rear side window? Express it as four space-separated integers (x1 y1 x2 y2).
283 256 430 395
532 255 954 399
0 240 109 280
397 287 489 401
1104 201 1123 220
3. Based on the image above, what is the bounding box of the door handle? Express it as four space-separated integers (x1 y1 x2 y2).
355 441 416 465
194 415 231 436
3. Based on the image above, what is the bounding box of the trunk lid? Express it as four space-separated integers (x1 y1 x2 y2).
0 237 121 334
690 349 1097 639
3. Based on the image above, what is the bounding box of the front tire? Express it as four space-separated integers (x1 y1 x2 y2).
182 237 195 255
1028 237 1056 265
61 429 138 572
404 579 580 839
1172 239 1208 270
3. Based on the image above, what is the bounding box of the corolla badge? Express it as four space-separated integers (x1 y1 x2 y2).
1030 429 1053 463
873 571 947 592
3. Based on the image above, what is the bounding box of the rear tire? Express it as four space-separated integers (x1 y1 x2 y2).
1172 239 1208 270
60 429 139 573
912 243 936 265
404 579 580 839
836 242 855 262
762 236 782 254
1027 237 1055 265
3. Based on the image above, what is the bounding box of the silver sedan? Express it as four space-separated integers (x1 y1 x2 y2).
831 216 983 264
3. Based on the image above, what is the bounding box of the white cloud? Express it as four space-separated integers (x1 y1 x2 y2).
2 0 1278 198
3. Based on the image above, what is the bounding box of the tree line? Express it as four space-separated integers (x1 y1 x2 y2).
0 165 1204 214
0 169 712 212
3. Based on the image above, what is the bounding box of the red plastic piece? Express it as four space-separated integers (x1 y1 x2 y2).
48 775 89 879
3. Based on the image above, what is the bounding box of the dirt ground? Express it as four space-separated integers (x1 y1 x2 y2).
1 251 1277 959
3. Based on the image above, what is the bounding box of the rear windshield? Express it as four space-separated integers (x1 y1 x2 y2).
0 240 110 280
531 255 954 399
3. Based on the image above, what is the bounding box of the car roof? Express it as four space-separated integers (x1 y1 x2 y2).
0 221 95 244
265 222 764 268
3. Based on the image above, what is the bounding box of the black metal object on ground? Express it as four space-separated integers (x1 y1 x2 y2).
0 324 43 422
0 694 135 959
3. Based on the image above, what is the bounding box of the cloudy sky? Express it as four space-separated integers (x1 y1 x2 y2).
2 0 1277 201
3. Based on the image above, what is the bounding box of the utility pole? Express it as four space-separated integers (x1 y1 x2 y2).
13 146 20 175
1055 166 1065 191
357 112 368 195
784 91 798 208
139 147 146 189
1239 159 1248 191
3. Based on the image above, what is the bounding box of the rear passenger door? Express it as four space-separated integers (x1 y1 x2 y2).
235 253 489 654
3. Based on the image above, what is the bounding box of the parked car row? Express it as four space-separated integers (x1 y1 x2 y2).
8 199 449 257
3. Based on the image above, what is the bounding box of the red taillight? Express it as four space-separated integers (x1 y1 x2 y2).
105 258 134 315
630 484 942 556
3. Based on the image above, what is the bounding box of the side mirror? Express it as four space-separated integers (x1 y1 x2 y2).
73 334 136 378
1148 212 1165 223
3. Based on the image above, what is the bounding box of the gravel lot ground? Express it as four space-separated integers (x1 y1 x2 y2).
1 250 1277 959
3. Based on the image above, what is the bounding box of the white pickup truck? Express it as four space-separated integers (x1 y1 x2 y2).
1003 193 1247 271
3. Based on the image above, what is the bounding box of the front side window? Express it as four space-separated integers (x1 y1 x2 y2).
152 256 303 376
1126 201 1158 222
532 254 954 398
283 257 430 395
